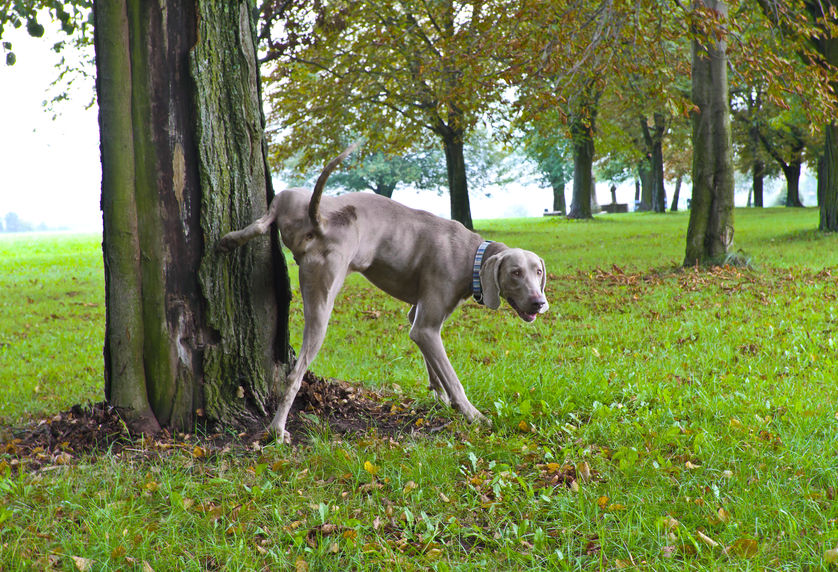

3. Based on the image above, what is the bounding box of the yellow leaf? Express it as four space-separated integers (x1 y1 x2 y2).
518 420 530 433
294 558 309 572
696 530 719 548
717 507 731 523
545 462 561 473
192 446 206 458
342 529 358 540
685 461 700 469
596 496 609 509
71 556 94 571
577 461 592 481
426 548 444 560
608 503 626 511
570 480 580 492
824 547 838 564
661 516 680 530
728 537 758 558
403 480 418 494
363 461 379 476
729 418 743 429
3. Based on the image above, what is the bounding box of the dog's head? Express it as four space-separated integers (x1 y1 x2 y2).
479 248 549 322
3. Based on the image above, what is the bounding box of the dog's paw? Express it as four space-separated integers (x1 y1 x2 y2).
261 426 292 445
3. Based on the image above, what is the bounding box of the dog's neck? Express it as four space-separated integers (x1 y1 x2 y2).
472 240 507 305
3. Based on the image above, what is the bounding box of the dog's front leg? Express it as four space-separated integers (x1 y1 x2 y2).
408 304 487 425
268 260 347 443
408 306 450 406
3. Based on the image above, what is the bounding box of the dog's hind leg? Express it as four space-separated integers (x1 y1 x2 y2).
216 195 281 253
268 259 347 443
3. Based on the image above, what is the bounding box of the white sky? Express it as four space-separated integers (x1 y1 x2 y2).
0 24 101 232
0 20 818 233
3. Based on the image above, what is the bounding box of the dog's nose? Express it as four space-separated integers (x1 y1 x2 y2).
532 300 546 312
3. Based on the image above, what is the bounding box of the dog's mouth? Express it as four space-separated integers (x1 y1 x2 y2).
509 299 538 323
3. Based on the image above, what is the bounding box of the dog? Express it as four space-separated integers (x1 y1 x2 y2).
219 145 549 442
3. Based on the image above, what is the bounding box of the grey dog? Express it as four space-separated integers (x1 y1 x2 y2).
219 145 549 442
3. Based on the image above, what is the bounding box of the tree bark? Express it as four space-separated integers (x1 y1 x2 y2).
671 175 682 212
640 113 667 212
752 158 764 207
820 124 838 231
568 108 596 220
551 178 567 213
95 0 291 433
439 128 473 230
637 157 652 211
782 161 803 207
684 0 735 266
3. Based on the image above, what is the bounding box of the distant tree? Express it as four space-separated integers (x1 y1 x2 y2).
4 212 32 233
751 0 838 229
663 117 692 212
326 152 439 199
518 112 573 213
262 0 509 230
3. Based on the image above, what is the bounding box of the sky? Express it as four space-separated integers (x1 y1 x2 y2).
0 20 820 234
0 24 102 232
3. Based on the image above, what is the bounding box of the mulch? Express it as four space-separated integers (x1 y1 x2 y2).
1 373 453 472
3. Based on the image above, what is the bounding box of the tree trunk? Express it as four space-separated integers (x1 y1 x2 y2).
684 0 735 266
568 112 595 220
753 158 764 207
373 181 397 199
820 124 838 231
440 130 473 230
551 179 567 213
671 175 682 212
637 157 652 211
95 0 291 434
640 113 667 212
783 161 804 207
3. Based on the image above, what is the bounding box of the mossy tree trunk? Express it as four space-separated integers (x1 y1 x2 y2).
684 0 735 266
94 0 291 434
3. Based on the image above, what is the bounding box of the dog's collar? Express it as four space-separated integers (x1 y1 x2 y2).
472 240 493 305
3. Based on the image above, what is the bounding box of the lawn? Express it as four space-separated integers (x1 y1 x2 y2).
1 208 837 570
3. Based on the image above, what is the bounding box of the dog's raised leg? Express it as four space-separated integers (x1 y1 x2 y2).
408 302 487 424
268 260 347 442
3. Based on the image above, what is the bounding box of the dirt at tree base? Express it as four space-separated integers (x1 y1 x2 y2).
1 373 453 472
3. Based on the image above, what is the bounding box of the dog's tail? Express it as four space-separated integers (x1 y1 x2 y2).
308 141 361 232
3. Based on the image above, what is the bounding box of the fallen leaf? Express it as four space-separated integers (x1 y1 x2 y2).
596 496 609 509
825 547 838 565
696 530 719 548
577 461 592 481
363 461 379 476
71 556 94 571
661 516 680 531
728 537 758 558
518 420 531 433
717 507 731 523
403 480 418 494
295 558 309 572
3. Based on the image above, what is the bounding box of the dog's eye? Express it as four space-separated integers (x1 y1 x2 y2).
304 232 315 241
512 269 523 278
536 268 543 275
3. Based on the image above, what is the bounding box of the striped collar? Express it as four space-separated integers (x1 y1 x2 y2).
472 240 493 304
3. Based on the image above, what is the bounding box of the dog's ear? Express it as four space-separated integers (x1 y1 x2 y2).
539 257 547 292
479 253 503 310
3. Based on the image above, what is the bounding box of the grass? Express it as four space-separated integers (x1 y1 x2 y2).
2 207 838 570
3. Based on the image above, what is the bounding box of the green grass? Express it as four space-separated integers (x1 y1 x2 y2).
2 208 838 570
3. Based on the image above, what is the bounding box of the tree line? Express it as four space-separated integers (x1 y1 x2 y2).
1 0 834 433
